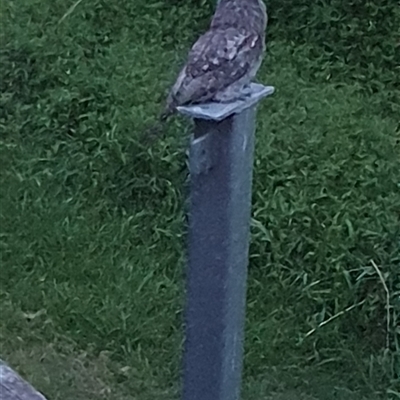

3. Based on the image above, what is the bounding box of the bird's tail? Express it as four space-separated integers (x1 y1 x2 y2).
141 107 175 145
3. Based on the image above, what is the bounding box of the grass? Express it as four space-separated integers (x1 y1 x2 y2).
1 0 399 398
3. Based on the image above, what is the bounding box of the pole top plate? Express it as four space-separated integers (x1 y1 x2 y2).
177 83 274 121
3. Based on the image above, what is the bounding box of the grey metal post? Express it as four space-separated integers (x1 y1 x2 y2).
177 83 274 400
0 360 48 400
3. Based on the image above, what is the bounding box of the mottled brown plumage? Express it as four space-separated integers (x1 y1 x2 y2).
146 0 267 141
166 0 267 114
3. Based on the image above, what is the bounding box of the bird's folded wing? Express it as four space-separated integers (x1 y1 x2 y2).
169 27 263 107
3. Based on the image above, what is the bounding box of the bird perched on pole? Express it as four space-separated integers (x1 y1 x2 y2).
146 0 268 140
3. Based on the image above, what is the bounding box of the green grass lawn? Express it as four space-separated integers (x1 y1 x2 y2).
1 0 399 399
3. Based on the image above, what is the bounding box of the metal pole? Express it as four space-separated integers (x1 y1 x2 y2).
0 360 48 400
178 84 274 400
